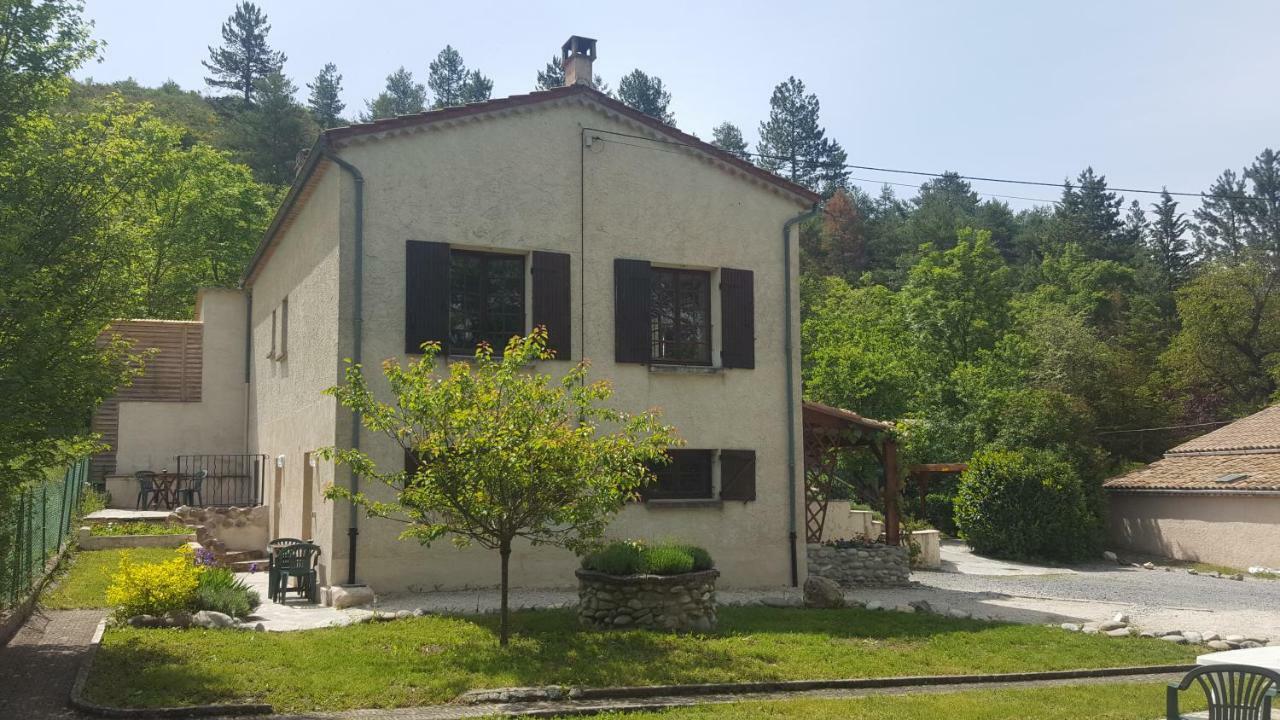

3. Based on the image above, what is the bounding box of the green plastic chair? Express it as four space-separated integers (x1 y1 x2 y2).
266 538 305 602
272 542 320 603
1168 664 1279 719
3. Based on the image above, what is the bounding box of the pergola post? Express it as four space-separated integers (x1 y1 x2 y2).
883 438 900 546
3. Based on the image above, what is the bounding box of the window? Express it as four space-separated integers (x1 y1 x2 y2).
650 267 711 365
448 250 525 355
649 449 714 499
266 309 277 359
278 296 289 360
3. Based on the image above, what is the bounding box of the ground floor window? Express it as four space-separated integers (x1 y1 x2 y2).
649 449 714 499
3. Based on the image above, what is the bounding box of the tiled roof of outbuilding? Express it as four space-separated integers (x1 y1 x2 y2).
1166 404 1280 455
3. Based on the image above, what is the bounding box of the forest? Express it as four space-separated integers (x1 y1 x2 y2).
2 1 1277 530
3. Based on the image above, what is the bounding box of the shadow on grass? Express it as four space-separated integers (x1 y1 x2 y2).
83 632 265 708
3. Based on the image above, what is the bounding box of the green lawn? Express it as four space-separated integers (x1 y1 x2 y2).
83 607 1198 712
577 682 1205 720
89 522 190 537
42 547 176 609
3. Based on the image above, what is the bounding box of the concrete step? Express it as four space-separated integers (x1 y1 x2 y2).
228 559 268 574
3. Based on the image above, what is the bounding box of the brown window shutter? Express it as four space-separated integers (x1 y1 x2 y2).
405 241 450 355
719 449 757 501
614 258 652 363
720 268 754 368
531 251 572 359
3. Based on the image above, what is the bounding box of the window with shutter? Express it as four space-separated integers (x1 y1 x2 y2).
531 251 571 358
405 241 451 354
719 449 757 501
448 250 525 355
720 268 754 368
614 258 652 363
650 267 712 365
646 449 714 499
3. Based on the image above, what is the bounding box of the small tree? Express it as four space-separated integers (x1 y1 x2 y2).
322 330 678 645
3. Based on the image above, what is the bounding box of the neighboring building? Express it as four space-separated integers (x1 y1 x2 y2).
1104 404 1280 569
95 37 821 597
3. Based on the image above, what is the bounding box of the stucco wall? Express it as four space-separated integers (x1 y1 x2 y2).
247 165 345 587
310 99 809 592
110 289 248 486
1107 491 1280 568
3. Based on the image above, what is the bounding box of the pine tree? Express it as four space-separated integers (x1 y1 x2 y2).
1243 148 1280 260
1147 189 1192 291
711 122 749 160
362 67 426 121
202 2 286 103
306 63 345 128
428 46 492 108
535 56 608 92
616 69 674 124
1193 169 1250 262
1121 199 1147 252
1057 167 1127 262
756 77 843 193
227 72 317 185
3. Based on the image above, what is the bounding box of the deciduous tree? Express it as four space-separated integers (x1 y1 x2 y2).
322 330 677 646
0 0 99 140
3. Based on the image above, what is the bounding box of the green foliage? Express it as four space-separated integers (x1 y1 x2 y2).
194 567 259 618
580 540 713 576
427 45 491 108
201 1 286 103
222 71 318 186
105 547 201 619
954 449 1099 562
0 0 99 139
322 329 678 644
79 487 108 517
363 66 426 121
89 522 189 537
756 76 847 193
617 69 674 125
711 122 749 160
306 63 345 128
43 547 176 609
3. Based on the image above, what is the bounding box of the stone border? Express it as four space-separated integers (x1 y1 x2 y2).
69 617 273 717
77 527 196 551
459 664 1196 706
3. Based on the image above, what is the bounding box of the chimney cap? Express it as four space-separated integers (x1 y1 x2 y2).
562 35 597 61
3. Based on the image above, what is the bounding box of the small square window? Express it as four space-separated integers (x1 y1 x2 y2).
648 450 714 499
650 268 711 365
449 250 525 355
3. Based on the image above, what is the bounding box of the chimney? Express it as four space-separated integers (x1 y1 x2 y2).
562 35 597 88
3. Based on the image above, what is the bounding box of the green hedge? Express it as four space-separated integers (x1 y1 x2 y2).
581 541 714 576
954 448 1099 562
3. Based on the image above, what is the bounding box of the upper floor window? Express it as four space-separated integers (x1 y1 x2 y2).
448 250 525 355
650 267 711 365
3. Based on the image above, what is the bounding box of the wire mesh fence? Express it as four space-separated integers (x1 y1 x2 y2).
0 458 89 610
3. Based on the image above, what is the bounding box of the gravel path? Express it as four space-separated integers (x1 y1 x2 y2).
0 609 102 719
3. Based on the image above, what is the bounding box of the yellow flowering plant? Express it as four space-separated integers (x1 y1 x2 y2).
105 546 201 620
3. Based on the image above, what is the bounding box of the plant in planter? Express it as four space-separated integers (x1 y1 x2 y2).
576 540 718 632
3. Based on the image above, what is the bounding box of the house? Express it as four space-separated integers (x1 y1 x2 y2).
1104 403 1280 569
95 37 822 597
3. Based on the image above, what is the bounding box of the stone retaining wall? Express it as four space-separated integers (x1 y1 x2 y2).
171 505 268 552
76 527 195 550
807 542 910 587
576 568 719 632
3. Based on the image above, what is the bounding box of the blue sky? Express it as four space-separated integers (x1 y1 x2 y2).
77 1 1280 211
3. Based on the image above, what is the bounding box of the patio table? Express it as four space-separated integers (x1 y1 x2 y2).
1197 646 1280 672
148 472 180 510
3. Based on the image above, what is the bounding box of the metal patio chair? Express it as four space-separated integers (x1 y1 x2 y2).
1168 664 1280 720
272 542 321 604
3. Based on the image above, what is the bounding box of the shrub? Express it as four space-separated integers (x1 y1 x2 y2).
194 568 260 619
105 547 200 619
954 448 1100 562
581 540 714 576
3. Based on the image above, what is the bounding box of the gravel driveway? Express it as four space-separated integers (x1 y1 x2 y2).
846 544 1280 641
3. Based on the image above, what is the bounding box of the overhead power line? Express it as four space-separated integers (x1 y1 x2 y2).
584 127 1254 203
1095 420 1232 436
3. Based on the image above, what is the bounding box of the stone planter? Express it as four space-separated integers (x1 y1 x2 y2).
807 542 910 587
576 568 719 632
77 526 196 551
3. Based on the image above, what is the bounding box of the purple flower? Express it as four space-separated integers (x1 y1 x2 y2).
194 547 218 567
249 562 259 573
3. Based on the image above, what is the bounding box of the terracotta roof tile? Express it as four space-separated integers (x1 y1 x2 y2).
1168 404 1280 455
1103 452 1280 492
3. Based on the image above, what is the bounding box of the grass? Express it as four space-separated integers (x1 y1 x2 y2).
82 606 1199 712
1188 561 1279 580
41 547 176 609
89 522 191 537
575 682 1206 720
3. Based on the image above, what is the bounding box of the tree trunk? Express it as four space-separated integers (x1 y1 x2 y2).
499 540 512 647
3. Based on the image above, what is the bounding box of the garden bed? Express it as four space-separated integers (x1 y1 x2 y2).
577 568 719 632
80 606 1201 712
77 524 195 550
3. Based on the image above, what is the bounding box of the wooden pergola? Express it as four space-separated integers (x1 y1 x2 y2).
907 463 968 518
802 401 900 546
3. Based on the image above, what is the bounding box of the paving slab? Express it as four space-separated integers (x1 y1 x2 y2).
82 509 172 523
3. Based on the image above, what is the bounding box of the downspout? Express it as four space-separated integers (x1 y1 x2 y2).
321 147 365 586
243 291 252 460
783 203 819 587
